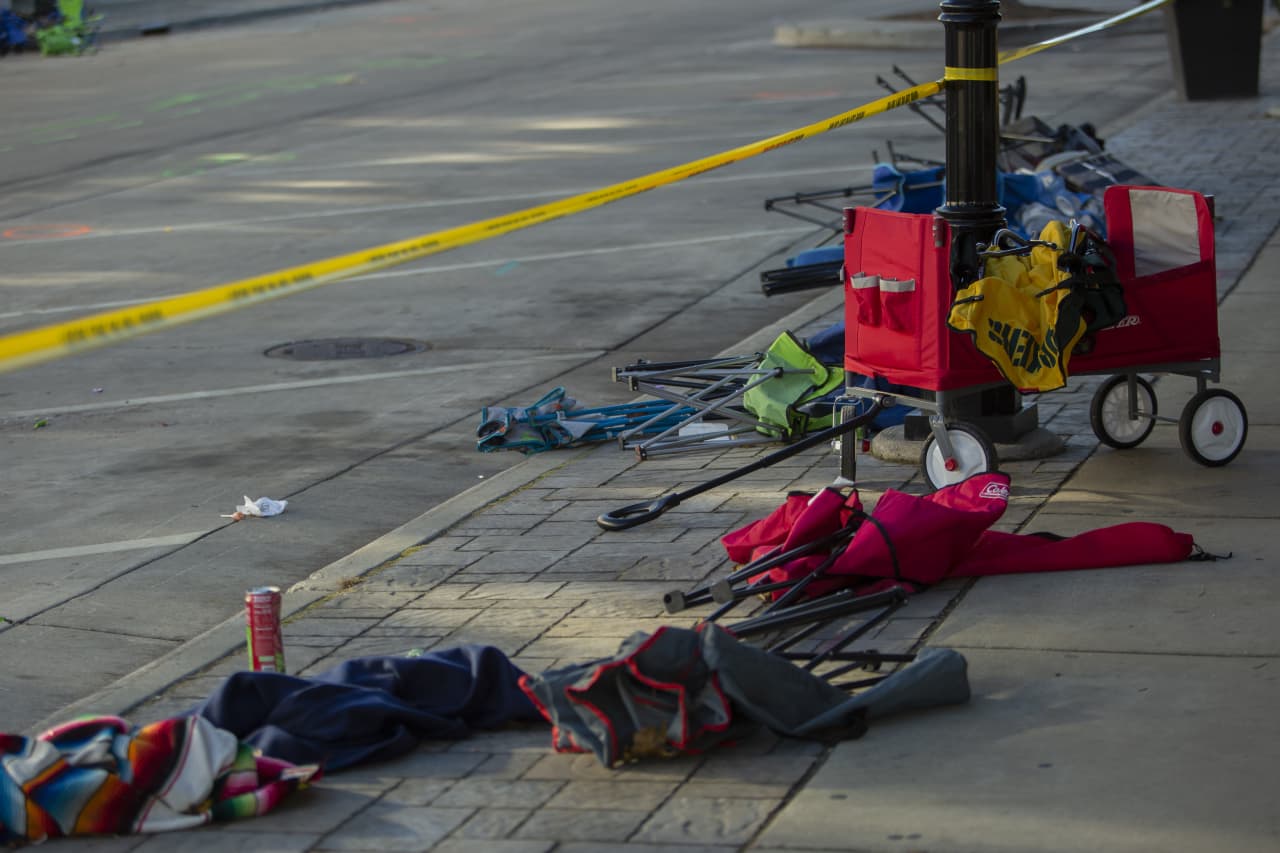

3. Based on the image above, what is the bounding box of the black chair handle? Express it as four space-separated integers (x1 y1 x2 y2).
597 397 884 532
596 493 681 531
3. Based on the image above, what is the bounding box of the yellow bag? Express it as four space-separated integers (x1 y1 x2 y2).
947 221 1087 392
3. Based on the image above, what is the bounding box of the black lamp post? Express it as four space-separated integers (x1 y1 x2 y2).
936 0 1006 286
931 0 1037 444
839 0 1035 479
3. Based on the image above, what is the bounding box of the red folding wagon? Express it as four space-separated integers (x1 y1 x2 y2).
840 184 1248 489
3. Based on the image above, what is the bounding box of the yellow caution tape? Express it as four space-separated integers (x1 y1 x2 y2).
944 66 998 82
0 80 941 375
999 0 1172 65
0 0 1174 374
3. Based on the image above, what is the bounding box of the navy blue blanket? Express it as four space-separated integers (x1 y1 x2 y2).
192 646 542 771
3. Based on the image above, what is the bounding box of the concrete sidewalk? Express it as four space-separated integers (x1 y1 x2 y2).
30 19 1280 853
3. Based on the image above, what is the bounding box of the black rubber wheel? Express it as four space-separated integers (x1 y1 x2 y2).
1090 375 1157 449
920 424 999 491
1178 388 1247 467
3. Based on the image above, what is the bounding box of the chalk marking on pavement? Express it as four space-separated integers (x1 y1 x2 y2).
2 224 93 241
0 227 813 321
5 352 606 418
578 66 884 88
0 533 206 566
19 113 124 137
753 90 843 101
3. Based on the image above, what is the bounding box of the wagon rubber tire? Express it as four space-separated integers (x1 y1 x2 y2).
1090 375 1158 449
1178 388 1247 467
920 424 999 491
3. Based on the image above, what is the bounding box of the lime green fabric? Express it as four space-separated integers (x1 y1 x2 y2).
742 331 844 438
37 0 98 55
36 25 78 54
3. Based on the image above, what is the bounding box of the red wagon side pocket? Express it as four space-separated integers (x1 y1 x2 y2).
849 273 881 327
879 277 917 333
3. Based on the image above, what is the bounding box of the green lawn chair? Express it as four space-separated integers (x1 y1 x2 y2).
612 331 844 458
35 0 101 56
742 331 845 438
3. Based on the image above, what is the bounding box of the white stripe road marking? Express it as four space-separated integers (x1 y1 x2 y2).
0 533 206 566
0 166 872 246
0 295 171 321
6 351 606 418
0 226 817 320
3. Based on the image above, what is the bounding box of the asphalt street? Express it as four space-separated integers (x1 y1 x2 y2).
0 0 1180 729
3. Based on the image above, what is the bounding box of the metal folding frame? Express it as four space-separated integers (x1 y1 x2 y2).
611 332 844 459
761 142 945 238
724 584 915 691
597 397 887 531
759 68 1026 245
610 354 789 457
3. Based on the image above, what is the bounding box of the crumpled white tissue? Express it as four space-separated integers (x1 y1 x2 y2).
222 496 288 520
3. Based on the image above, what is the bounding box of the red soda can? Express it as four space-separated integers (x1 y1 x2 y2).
245 586 285 672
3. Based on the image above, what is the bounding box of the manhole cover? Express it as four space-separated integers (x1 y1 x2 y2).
264 337 431 360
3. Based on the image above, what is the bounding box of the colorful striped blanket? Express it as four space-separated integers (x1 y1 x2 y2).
0 715 319 845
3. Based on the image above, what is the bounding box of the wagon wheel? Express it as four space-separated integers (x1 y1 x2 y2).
1089 375 1157 449
1178 388 1247 467
920 424 999 491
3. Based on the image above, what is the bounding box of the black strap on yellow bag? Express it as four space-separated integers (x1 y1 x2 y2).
1044 224 1126 346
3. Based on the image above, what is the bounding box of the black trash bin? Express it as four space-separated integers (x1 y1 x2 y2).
1164 0 1265 100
